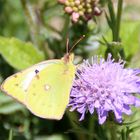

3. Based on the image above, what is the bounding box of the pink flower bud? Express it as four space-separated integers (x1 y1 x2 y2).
58 0 101 23
94 7 102 16
72 12 80 23
75 0 80 5
58 0 66 4
65 7 73 13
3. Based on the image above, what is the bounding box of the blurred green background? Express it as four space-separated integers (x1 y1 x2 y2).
0 0 140 140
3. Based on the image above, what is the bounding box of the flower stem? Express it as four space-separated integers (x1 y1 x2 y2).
20 0 39 47
8 129 13 140
107 0 116 41
106 0 125 60
116 0 123 42
108 0 123 42
109 123 117 140
121 128 127 140
88 116 95 140
20 0 49 58
66 110 86 140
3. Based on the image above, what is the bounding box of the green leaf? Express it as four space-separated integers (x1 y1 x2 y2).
0 37 45 70
0 92 24 114
96 21 140 58
34 135 68 140
120 21 140 57
129 125 140 133
129 51 140 68
123 107 140 140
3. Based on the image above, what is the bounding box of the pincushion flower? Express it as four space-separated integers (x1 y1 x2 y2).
68 54 140 124
58 0 101 23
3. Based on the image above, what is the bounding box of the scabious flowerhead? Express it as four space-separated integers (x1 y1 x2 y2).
68 54 140 124
58 0 101 23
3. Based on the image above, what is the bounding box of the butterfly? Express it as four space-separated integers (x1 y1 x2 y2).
0 36 84 120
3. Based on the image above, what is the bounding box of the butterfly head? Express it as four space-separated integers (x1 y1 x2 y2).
62 53 74 64
63 35 85 63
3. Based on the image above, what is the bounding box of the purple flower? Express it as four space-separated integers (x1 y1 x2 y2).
68 54 140 124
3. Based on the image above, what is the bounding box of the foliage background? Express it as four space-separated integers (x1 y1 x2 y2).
0 0 140 140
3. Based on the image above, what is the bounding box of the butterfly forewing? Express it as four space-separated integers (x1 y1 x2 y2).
0 60 59 104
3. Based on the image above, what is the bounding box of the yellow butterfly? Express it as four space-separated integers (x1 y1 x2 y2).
0 36 84 120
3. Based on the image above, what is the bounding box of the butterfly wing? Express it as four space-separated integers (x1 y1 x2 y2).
0 60 59 104
26 60 76 120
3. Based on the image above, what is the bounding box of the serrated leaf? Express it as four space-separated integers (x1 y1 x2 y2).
0 37 45 70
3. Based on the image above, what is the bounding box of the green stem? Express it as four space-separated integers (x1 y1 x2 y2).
108 0 116 41
116 0 123 42
20 0 49 58
121 128 127 140
88 116 95 140
106 0 125 60
61 15 70 54
66 110 86 140
62 15 70 40
20 0 39 47
109 123 117 140
8 129 13 140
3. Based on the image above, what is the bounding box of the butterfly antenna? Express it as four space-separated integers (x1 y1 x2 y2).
68 35 85 54
66 37 69 54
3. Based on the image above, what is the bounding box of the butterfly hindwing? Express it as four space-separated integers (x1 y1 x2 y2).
26 60 75 120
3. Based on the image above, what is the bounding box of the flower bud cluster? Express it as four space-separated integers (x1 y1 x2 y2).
58 0 101 23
